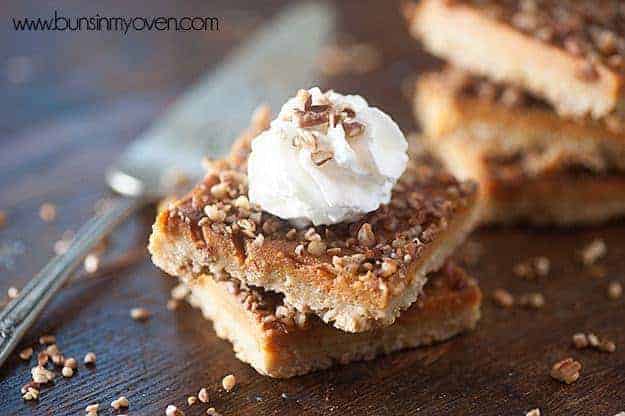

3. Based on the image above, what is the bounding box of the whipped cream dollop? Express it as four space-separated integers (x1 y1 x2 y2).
247 87 408 226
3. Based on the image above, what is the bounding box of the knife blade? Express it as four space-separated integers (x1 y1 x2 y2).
107 2 336 198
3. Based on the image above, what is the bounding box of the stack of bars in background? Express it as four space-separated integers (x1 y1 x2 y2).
405 0 625 225
149 106 483 378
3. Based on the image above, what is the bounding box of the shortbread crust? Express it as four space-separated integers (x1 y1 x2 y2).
404 0 625 119
149 108 480 332
185 263 481 378
415 70 625 225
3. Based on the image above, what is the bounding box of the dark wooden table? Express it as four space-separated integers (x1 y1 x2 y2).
1 1 624 414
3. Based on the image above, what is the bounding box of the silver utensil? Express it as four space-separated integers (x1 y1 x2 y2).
0 2 334 367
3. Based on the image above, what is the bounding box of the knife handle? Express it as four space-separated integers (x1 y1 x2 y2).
0 197 142 368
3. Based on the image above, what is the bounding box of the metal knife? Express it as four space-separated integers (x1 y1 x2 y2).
0 2 335 367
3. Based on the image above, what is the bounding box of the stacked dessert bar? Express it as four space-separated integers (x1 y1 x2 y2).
149 104 482 378
405 0 625 225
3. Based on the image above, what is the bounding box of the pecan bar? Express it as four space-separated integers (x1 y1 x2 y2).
414 69 625 225
149 107 480 332
404 0 625 119
184 263 481 378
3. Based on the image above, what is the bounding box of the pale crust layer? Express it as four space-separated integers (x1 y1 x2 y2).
414 70 625 225
149 108 480 332
185 264 482 378
404 0 625 119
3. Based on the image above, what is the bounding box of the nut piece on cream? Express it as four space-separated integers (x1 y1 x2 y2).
248 87 408 226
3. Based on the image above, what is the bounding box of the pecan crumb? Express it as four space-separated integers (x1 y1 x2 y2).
580 239 606 266
39 202 56 222
84 351 96 365
307 240 327 257
19 347 33 360
198 387 209 403
111 396 129 409
31 365 54 384
357 223 376 247
166 405 184 416
525 409 541 416
64 357 77 369
518 292 545 309
293 109 329 128
342 120 366 138
222 374 236 392
39 335 56 345
572 333 589 349
296 89 312 111
61 366 73 378
130 307 151 321
22 385 39 401
598 339 617 353
311 150 334 166
84 253 100 274
513 256 550 279
550 357 581 384
607 281 622 300
492 288 514 308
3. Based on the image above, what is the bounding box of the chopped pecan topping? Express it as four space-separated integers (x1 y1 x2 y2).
293 109 329 127
342 120 366 138
296 89 312 111
311 150 334 166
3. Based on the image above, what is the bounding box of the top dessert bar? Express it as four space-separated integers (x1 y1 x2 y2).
149 107 480 333
404 0 625 119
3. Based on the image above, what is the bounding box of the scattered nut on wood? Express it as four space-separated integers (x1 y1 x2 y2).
607 281 623 300
198 387 209 403
19 347 33 360
518 292 545 309
111 396 129 409
22 386 39 401
550 357 581 384
61 366 73 378
525 409 541 416
31 366 54 384
130 307 151 321
85 403 99 414
492 288 515 308
580 239 607 266
84 352 96 365
572 333 589 349
84 254 100 274
39 202 57 222
7 286 19 299
39 335 56 345
64 357 77 369
165 404 185 416
222 374 236 392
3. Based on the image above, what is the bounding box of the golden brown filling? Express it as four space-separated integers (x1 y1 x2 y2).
167 132 477 294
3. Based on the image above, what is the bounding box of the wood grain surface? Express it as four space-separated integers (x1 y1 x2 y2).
1 1 624 415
